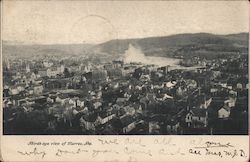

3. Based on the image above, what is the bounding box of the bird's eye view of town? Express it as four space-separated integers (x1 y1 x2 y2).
2 1 249 135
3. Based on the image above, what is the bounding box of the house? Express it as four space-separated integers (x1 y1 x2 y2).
38 70 47 77
72 109 79 115
166 119 180 135
123 105 136 116
229 90 237 97
33 84 43 95
56 94 69 105
120 115 136 134
163 81 177 88
9 84 26 96
93 101 102 109
47 65 64 78
32 96 47 105
93 90 102 99
47 67 59 78
30 72 37 82
77 98 85 108
131 103 143 114
149 121 160 134
10 86 20 95
157 93 174 101
3 99 12 108
96 111 116 125
43 61 53 67
80 64 92 73
79 113 98 131
224 97 236 108
33 79 43 85
186 79 197 89
69 97 79 108
218 106 230 119
16 84 26 92
69 66 80 73
10 94 23 106
112 60 123 68
185 108 208 128
122 66 136 76
47 94 57 103
236 83 243 89
26 98 35 105
111 104 124 116
140 74 150 82
47 96 54 103
20 98 35 106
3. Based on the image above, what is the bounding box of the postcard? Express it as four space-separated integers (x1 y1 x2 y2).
1 0 249 161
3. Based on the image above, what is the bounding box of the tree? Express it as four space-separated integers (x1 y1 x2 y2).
63 68 70 78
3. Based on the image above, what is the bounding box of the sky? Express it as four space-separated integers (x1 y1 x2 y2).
2 1 249 44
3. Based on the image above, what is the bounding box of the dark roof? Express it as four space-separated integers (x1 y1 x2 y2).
166 118 179 126
98 111 109 118
49 95 57 99
131 103 141 109
57 94 69 99
82 113 98 122
78 98 85 101
149 114 166 122
120 115 135 126
190 108 207 117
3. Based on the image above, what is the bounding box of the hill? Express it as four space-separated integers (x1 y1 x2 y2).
2 43 93 58
92 33 249 57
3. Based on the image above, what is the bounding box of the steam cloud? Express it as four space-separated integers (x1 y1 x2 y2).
123 44 180 67
123 44 148 64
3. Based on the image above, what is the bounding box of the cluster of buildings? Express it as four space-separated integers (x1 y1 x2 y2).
3 53 248 135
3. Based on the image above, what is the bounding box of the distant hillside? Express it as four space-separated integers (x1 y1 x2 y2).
92 33 249 57
3 32 248 58
2 43 93 58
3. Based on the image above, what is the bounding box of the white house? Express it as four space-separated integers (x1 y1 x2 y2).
69 97 79 108
185 108 208 128
77 98 85 108
218 106 230 119
236 83 243 89
96 113 116 125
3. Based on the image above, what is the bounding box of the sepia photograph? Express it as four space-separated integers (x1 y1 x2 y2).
2 0 249 136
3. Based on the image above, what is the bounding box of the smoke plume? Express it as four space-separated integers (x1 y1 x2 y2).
123 44 180 67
